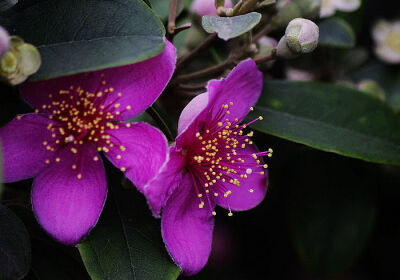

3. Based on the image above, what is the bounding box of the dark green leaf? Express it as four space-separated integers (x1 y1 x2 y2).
78 175 181 280
202 12 261 40
318 17 355 48
0 0 165 81
249 81 400 165
9 205 90 280
0 204 31 280
287 155 377 277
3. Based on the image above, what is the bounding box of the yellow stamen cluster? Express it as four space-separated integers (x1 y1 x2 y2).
23 77 133 179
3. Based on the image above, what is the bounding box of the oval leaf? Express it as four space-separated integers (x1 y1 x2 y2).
78 176 181 280
318 17 355 48
249 81 400 165
0 0 165 81
202 12 261 41
0 203 31 280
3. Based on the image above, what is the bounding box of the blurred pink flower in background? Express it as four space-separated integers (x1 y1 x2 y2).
192 0 233 16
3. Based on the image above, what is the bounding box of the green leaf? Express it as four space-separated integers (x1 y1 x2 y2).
287 155 377 277
78 175 181 280
9 205 91 280
318 17 355 48
249 81 400 165
0 0 165 81
0 204 31 280
202 12 261 40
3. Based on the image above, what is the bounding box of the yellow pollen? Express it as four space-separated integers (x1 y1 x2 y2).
120 167 126 172
93 156 99 161
249 189 254 193
55 157 60 162
71 147 78 154
228 212 233 217
77 173 82 179
250 107 254 111
120 145 126 151
116 155 122 159
126 105 131 110
258 116 263 120
72 164 77 170
218 122 223 127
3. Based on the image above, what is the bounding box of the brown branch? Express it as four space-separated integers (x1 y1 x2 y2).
167 0 178 41
254 51 276 64
176 33 218 71
176 83 207 90
173 57 236 84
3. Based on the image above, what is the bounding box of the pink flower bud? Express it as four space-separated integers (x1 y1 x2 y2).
192 0 232 16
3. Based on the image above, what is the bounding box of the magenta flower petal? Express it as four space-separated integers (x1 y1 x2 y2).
105 122 168 191
32 144 107 246
144 146 186 217
212 145 268 211
177 92 208 135
0 113 56 182
161 173 215 276
20 40 176 121
176 59 262 147
206 59 262 122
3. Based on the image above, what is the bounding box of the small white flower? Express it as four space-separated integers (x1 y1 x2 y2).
372 20 400 64
320 0 361 18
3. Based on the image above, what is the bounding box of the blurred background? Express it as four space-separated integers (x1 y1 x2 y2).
1 0 400 279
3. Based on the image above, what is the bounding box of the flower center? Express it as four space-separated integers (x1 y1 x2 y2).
386 31 400 53
186 103 272 216
23 75 133 178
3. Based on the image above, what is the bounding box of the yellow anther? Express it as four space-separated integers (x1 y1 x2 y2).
77 173 82 179
45 159 50 164
71 147 78 154
198 194 203 198
258 116 263 120
120 145 126 151
249 189 254 193
218 122 223 127
250 107 254 111
120 167 126 172
55 158 60 162
228 212 233 217
93 156 99 161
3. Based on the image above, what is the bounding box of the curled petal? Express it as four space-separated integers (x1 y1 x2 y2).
177 92 208 136
32 144 107 245
212 145 268 211
20 40 176 120
144 146 186 217
162 173 215 276
0 113 56 182
105 122 168 192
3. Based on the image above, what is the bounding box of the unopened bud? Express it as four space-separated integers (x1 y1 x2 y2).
0 36 41 85
0 26 10 58
276 35 299 59
285 18 319 54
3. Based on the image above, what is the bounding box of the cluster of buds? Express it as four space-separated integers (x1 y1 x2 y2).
276 18 319 59
0 35 41 85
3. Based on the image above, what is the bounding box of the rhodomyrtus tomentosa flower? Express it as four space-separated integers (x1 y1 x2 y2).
320 0 360 18
0 41 176 245
192 0 232 16
372 20 400 64
143 59 270 275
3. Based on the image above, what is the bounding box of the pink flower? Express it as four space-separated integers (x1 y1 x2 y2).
192 0 233 16
143 59 269 275
0 41 176 245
